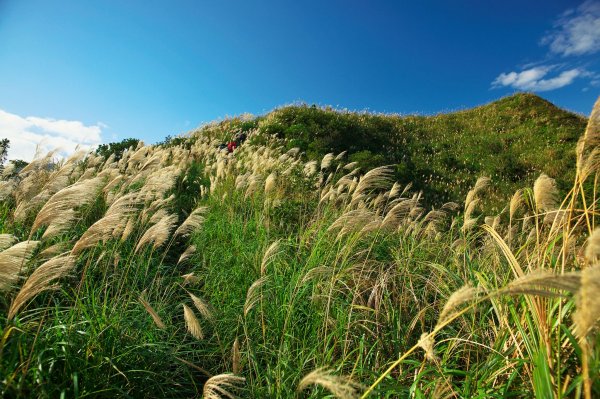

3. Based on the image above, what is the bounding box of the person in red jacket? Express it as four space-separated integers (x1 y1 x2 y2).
227 141 237 153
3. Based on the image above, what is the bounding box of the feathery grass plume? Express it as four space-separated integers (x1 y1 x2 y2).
181 272 200 285
584 229 600 266
352 166 395 200
178 245 197 265
203 373 245 399
188 292 213 321
264 172 277 195
509 189 523 222
139 290 166 329
418 332 438 362
0 241 40 291
8 254 75 319
120 217 135 241
381 197 419 229
435 285 482 328
174 207 208 238
260 240 281 275
343 161 359 170
574 266 600 341
72 192 143 254
232 338 241 374
0 234 17 251
183 304 203 339
335 150 347 161
473 176 491 194
501 269 581 297
579 95 600 158
321 153 335 170
578 147 600 182
38 242 69 260
134 213 178 253
533 173 559 212
297 367 364 399
31 176 106 238
243 275 269 316
244 174 263 198
328 209 377 237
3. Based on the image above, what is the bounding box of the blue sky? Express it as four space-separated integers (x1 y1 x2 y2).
0 0 599 160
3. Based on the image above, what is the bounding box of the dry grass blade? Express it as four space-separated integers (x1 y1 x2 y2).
139 290 166 329
297 367 365 399
243 275 269 316
203 373 245 399
8 254 75 319
183 304 203 339
482 224 524 278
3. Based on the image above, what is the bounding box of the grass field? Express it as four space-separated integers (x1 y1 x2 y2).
0 95 598 398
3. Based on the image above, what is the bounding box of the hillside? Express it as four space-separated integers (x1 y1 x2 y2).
0 96 598 398
192 93 585 210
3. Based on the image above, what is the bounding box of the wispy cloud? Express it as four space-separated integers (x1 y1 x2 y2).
0 108 104 162
541 0 600 56
492 1 600 92
492 66 585 91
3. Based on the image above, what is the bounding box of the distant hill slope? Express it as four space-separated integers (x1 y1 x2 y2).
191 93 586 209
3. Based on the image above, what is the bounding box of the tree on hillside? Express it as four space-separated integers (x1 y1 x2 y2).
96 138 140 161
0 138 9 170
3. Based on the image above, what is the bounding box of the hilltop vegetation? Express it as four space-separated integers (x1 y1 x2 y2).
0 95 598 398
194 93 585 210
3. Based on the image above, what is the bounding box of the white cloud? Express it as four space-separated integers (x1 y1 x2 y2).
492 66 584 91
0 108 104 162
542 0 600 56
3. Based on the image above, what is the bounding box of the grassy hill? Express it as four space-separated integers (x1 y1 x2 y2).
194 93 586 210
0 95 598 398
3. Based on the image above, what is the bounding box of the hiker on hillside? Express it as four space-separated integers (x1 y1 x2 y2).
227 141 237 153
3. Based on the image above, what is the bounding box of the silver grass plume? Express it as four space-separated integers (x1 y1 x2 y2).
260 240 281 275
139 290 166 329
31 176 106 238
174 207 208 238
297 367 364 399
243 275 269 316
72 192 143 254
0 234 17 251
533 173 559 212
188 292 214 321
203 373 245 399
0 241 40 291
8 254 75 319
178 245 197 265
134 213 178 253
183 304 203 339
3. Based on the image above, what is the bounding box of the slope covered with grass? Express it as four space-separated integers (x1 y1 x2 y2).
0 96 598 398
203 93 585 210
